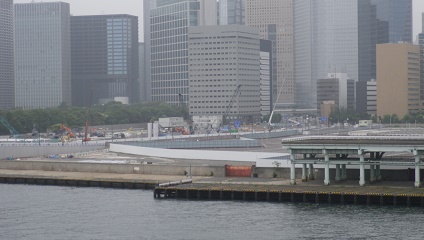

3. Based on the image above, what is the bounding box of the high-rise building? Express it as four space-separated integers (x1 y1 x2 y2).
71 15 139 107
245 0 294 107
419 33 424 109
0 0 14 109
294 0 413 113
218 0 244 25
376 43 420 117
146 0 217 105
139 42 147 102
14 2 71 109
188 25 260 121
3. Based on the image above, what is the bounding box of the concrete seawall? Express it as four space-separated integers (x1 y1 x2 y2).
0 161 225 177
0 143 105 159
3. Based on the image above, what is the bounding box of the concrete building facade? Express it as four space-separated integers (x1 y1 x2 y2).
14 2 71 109
316 73 355 113
71 14 139 107
376 44 420 118
0 0 14 109
260 39 272 117
245 0 294 107
188 25 260 122
147 0 217 106
367 79 377 116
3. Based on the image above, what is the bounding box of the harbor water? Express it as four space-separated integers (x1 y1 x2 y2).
1 184 423 240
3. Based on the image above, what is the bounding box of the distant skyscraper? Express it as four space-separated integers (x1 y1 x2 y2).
246 0 294 107
370 0 412 44
294 0 413 113
139 42 147 102
14 2 71 109
0 0 14 109
218 0 244 25
146 0 217 105
188 25 260 120
71 15 139 107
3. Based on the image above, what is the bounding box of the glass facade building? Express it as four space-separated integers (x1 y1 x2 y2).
147 0 216 105
218 0 244 25
0 0 14 109
71 15 139 107
14 2 71 109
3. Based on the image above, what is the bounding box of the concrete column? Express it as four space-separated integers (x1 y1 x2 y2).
370 164 376 183
375 164 381 181
341 164 347 181
415 155 421 188
308 164 314 180
324 154 330 186
359 154 365 186
290 154 296 185
335 164 341 182
302 164 308 182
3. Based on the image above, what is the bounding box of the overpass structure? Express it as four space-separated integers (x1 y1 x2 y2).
282 136 424 188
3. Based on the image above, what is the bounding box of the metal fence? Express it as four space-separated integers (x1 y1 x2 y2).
125 139 262 149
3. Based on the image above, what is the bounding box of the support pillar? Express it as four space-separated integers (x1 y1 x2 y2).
341 164 347 181
308 164 314 180
359 154 365 186
335 164 341 182
324 154 330 186
290 154 296 185
415 155 421 188
302 164 308 182
376 164 381 182
370 164 376 183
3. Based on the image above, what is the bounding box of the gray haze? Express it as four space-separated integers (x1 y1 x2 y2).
13 0 424 42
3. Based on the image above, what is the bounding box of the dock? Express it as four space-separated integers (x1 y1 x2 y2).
154 181 424 207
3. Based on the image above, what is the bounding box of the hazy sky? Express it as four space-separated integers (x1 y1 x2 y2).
13 0 424 42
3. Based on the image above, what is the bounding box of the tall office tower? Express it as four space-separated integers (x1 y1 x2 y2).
71 15 139 107
0 0 14 109
370 0 412 44
188 25 260 122
294 0 412 113
419 33 424 109
376 43 420 117
139 42 147 102
14 2 71 109
245 0 294 107
145 0 217 106
218 0 244 25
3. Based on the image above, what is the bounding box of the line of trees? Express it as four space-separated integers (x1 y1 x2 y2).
329 107 424 125
0 102 188 136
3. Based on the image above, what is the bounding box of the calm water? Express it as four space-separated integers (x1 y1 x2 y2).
1 184 423 240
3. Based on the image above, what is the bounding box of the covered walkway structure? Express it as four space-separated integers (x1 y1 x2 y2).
282 136 424 187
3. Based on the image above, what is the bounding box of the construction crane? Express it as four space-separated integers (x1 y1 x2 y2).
0 116 21 140
217 84 242 132
267 84 285 132
83 89 94 143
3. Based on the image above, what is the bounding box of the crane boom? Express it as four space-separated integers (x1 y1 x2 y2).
83 89 94 143
0 116 21 139
218 85 242 131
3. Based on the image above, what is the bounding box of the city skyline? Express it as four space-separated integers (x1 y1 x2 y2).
13 0 424 41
